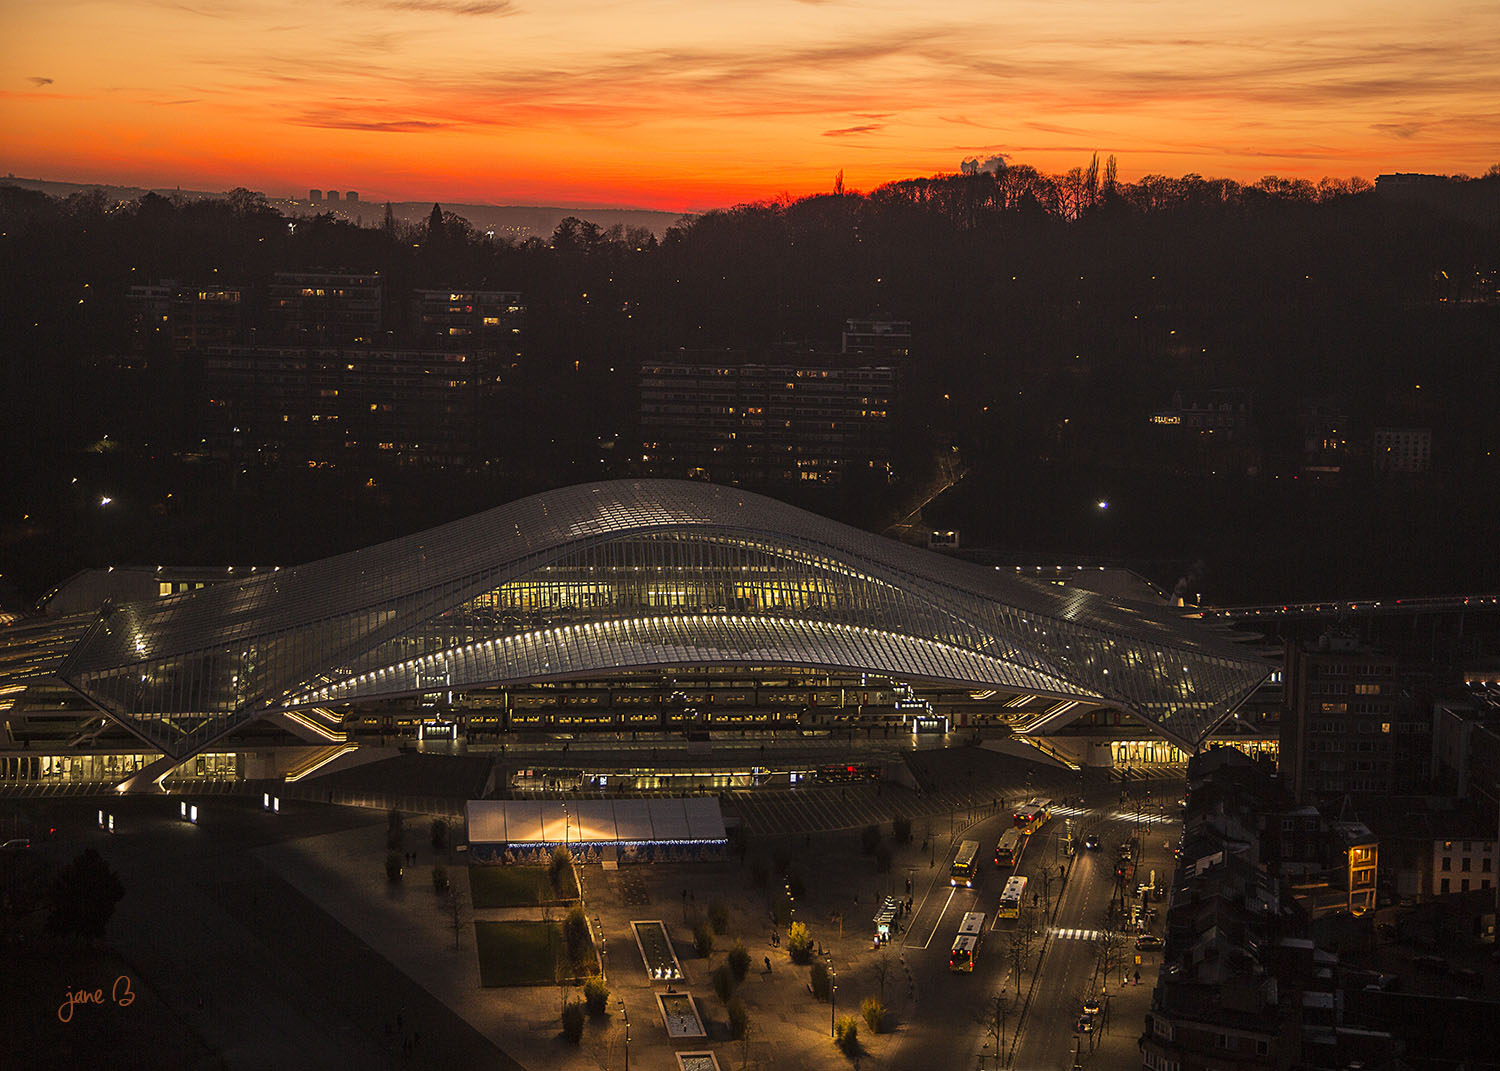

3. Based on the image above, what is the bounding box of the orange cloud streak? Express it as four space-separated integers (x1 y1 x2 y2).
3 0 1497 210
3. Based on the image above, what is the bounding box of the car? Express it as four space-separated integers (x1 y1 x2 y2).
1083 835 1101 850
0 838 32 851
1082 997 1102 1016
1075 1012 1095 1034
1412 955 1449 974
1135 934 1164 951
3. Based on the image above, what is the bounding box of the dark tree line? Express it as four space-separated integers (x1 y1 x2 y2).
1 159 1497 603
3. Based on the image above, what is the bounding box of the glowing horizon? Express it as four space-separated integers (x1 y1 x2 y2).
3 0 1497 213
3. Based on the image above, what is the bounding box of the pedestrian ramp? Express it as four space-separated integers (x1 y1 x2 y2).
1050 927 1105 942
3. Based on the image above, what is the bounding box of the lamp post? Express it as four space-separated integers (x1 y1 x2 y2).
830 958 838 1037
619 998 630 1071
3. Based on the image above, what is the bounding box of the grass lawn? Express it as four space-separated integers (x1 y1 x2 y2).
474 920 593 987
468 865 578 908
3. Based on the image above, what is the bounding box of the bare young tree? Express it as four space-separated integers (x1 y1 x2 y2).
1007 914 1033 994
974 990 1012 1069
1094 929 1125 993
449 883 471 950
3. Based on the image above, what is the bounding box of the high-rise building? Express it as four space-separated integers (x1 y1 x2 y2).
125 282 174 351
841 315 911 358
1372 426 1432 473
170 285 246 354
202 345 489 467
267 271 384 346
309 189 322 203
410 290 524 353
1281 636 1433 803
640 348 894 484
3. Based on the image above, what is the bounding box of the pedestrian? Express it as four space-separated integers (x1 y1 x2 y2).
764 955 772 973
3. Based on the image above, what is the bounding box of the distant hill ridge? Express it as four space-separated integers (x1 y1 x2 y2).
0 175 694 239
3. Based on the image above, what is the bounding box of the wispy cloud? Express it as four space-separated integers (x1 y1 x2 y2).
1372 121 1426 138
27 76 53 87
376 0 515 12
291 110 459 132
823 124 881 136
1024 120 1092 137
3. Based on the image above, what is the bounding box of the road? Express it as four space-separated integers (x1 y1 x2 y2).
872 784 1180 1071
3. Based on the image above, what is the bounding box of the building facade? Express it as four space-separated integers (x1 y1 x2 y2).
202 345 492 466
640 350 895 484
1281 637 1433 803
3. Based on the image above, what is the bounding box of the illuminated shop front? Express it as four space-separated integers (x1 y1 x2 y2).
1109 738 1277 766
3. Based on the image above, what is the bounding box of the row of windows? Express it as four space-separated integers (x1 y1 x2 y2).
1439 878 1492 893
1315 663 1393 678
1440 856 1493 872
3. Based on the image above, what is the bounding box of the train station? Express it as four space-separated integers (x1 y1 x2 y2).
0 479 1270 793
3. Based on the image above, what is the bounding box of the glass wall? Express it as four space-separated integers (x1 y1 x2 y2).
0 751 241 783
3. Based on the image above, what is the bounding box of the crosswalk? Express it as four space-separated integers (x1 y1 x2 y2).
1051 927 1105 942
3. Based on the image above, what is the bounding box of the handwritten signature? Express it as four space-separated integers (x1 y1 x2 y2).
57 976 135 1022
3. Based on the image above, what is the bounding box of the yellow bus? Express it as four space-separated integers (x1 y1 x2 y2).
950 839 981 887
949 911 986 972
994 828 1024 868
999 875 1027 918
1013 798 1051 835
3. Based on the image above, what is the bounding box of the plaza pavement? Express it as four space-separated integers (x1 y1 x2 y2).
5 747 1177 1071
251 749 1104 1071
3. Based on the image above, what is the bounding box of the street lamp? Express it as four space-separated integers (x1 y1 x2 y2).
619 998 630 1071
830 958 838 1037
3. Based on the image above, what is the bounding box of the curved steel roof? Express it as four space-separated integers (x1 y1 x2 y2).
57 479 1268 759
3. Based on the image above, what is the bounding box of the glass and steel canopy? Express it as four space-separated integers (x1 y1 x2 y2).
55 479 1269 758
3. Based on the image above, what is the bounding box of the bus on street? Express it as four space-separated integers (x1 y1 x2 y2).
949 911 987 972
1013 798 1052 835
950 839 981 887
998 875 1028 918
994 828 1023 868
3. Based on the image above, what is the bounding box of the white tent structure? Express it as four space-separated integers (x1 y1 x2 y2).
466 797 728 864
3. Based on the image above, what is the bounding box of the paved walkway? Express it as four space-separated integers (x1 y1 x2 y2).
4 747 1181 1071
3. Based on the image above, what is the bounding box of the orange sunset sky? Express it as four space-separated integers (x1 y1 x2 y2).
3 0 1497 211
